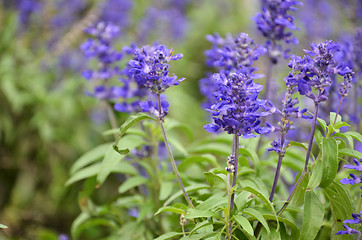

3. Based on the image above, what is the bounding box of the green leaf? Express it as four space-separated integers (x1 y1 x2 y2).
178 154 219 172
242 186 278 228
66 163 102 186
291 172 309 207
188 143 230 156
234 215 254 236
154 232 184 240
308 157 323 190
119 113 157 137
323 181 355 239
112 162 138 175
288 141 308 150
344 131 362 143
330 112 341 125
243 208 270 235
317 117 327 135
239 147 260 171
71 212 90 239
300 191 324 240
167 135 188 156
262 215 300 239
164 184 209 206
159 181 174 201
204 172 227 189
185 209 216 219
196 192 226 211
339 148 362 159
188 220 213 235
113 134 145 155
155 206 186 215
118 176 148 193
97 145 125 185
164 118 194 140
70 143 111 175
0 223 8 229
102 128 119 136
320 138 338 188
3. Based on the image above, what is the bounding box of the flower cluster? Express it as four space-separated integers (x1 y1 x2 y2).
204 73 276 137
201 33 266 108
16 0 42 25
254 0 302 61
128 44 185 94
288 40 353 103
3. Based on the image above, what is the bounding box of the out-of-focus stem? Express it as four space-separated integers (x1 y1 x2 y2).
230 134 240 211
105 101 118 139
334 97 344 125
304 102 319 172
264 58 274 101
157 94 194 208
269 133 286 202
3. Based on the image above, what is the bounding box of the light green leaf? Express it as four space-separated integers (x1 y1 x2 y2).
329 112 341 125
320 138 338 188
178 154 219 171
243 208 270 235
291 172 309 207
262 215 300 239
242 186 276 218
119 112 157 137
234 215 254 236
317 117 327 135
185 209 215 219
188 143 230 156
159 181 174 201
70 143 111 175
0 223 8 229
97 145 125 185
155 206 186 215
154 232 184 240
196 192 226 211
339 148 362 159
300 191 324 240
66 163 102 186
113 134 145 155
118 176 148 193
164 118 193 140
239 147 260 171
308 157 323 190
204 172 227 189
344 131 362 143
164 184 209 206
288 141 308 151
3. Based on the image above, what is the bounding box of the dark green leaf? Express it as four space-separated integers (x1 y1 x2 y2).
300 191 324 240
291 172 309 207
196 192 226 211
262 215 300 239
320 138 338 188
118 176 148 193
239 147 260 171
185 209 216 219
66 163 102 186
204 172 227 189
307 156 323 190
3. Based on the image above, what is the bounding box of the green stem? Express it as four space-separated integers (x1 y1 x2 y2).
333 96 344 125
157 94 194 208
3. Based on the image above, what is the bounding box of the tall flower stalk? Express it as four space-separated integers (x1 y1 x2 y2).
277 40 354 215
127 44 194 208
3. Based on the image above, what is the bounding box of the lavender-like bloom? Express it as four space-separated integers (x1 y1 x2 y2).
254 0 302 61
288 40 353 104
204 73 276 137
100 0 133 30
128 44 185 94
16 0 42 25
335 224 360 235
341 159 362 185
205 33 267 77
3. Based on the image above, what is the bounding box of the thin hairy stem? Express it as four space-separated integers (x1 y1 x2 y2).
304 102 319 172
157 94 194 208
230 134 240 211
269 133 286 202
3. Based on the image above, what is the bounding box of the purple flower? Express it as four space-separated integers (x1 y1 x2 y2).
204 73 276 137
335 224 359 235
100 0 133 30
128 44 185 94
340 159 362 185
267 140 282 153
17 0 42 25
288 40 354 103
254 0 302 61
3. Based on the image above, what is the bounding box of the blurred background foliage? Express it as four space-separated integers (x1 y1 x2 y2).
0 0 360 239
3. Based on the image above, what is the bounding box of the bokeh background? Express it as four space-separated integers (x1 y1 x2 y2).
0 0 360 239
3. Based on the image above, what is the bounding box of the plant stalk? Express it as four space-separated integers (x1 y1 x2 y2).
303 102 319 172
157 94 194 208
269 133 286 202
333 96 344 125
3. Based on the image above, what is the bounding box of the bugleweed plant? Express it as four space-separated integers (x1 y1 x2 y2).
5 0 361 239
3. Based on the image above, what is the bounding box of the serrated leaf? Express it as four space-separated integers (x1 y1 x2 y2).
155 206 186 215
97 145 125 185
70 143 112 175
154 232 184 240
300 191 324 240
339 148 362 159
118 176 148 193
243 208 270 235
320 138 338 188
234 215 254 236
